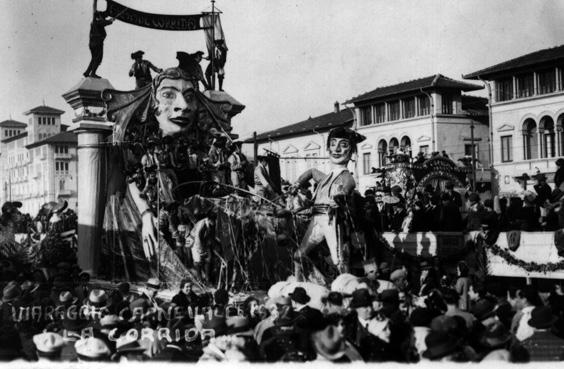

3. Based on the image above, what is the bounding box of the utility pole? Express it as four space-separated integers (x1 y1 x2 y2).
463 121 482 192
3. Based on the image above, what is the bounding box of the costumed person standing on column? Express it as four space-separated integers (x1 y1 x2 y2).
292 127 365 279
176 51 210 90
205 40 228 91
83 0 114 78
129 50 163 89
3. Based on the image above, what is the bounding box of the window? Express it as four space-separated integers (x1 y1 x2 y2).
389 138 399 155
516 73 534 98
59 180 65 191
388 100 400 121
400 136 412 155
442 94 453 114
419 145 429 155
464 144 478 157
378 140 388 167
374 103 386 123
360 106 373 126
418 95 430 115
495 78 513 102
522 119 538 160
362 153 371 175
540 117 556 158
402 98 415 119
500 135 513 162
538 69 556 94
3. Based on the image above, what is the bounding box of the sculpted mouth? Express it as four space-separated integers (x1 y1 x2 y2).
170 117 192 126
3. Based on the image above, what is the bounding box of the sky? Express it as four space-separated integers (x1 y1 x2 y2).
2 0 564 140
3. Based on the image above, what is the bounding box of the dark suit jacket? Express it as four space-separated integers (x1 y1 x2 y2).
293 306 325 332
342 312 392 361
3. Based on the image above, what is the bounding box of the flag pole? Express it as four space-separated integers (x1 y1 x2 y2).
210 0 216 90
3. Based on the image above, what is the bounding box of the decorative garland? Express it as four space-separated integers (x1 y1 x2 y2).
487 243 564 273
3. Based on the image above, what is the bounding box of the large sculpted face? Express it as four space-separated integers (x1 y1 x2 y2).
329 137 352 165
154 77 198 136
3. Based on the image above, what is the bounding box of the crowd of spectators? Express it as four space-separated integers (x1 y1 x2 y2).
1 257 564 363
282 161 564 235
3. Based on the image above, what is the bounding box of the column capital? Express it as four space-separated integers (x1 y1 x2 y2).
62 77 114 124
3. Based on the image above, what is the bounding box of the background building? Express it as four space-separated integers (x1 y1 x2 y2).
464 45 564 195
247 104 353 183
0 105 77 214
346 74 490 192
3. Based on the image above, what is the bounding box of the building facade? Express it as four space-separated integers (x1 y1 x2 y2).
346 74 490 192
249 75 489 193
249 105 354 184
464 45 564 195
0 105 78 214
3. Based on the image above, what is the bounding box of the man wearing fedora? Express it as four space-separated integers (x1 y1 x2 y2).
521 305 564 361
290 287 324 331
312 324 362 362
343 288 390 361
33 332 64 362
74 337 112 362
129 50 163 89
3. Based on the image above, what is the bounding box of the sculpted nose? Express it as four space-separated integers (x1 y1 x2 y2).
173 94 189 112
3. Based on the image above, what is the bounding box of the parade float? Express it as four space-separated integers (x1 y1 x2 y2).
3 1 563 295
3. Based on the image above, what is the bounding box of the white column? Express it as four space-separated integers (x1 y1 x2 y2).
74 126 110 276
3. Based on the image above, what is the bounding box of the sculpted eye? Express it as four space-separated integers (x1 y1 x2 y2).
183 90 195 102
161 91 175 99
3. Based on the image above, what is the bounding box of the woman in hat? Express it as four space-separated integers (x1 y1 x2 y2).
292 127 365 278
103 63 239 282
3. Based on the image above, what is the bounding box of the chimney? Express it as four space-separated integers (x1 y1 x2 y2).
334 101 340 113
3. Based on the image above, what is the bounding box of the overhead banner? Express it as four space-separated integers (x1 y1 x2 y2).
106 0 206 31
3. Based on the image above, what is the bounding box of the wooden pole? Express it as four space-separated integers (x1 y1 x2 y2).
210 0 216 90
253 131 258 164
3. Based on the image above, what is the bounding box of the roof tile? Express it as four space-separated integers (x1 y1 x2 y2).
346 74 482 104
464 44 564 79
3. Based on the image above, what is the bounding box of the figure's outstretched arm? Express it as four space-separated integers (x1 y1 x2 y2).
148 62 163 73
295 168 324 187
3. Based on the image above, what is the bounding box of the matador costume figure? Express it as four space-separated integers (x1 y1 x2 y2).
293 126 365 278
